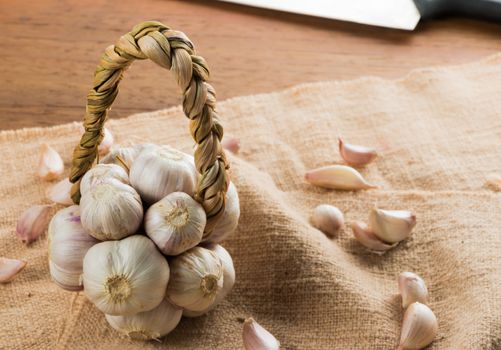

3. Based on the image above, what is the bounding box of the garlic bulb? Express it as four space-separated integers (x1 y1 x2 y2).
338 137 377 167
98 128 114 156
204 182 240 243
100 146 140 173
145 192 206 256
351 221 397 253
305 165 377 190
243 318 280 350
166 246 223 312
48 206 98 291
38 144 64 180
83 235 170 316
80 179 143 240
398 272 428 309
369 207 416 243
183 244 235 317
105 299 182 340
399 302 438 350
80 163 129 195
47 177 73 205
16 205 52 244
311 204 344 237
0 257 27 283
130 145 198 204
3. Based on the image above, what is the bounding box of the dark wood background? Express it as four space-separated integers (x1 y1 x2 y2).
1 0 501 130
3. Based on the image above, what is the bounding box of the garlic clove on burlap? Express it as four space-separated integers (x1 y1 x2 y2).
311 204 344 237
305 165 377 190
399 302 438 350
83 235 170 316
166 246 223 312
0 257 27 283
338 137 377 167
243 318 280 350
369 207 416 244
98 128 114 156
145 192 206 256
105 299 182 340
38 144 64 180
48 205 98 291
47 177 73 205
100 146 139 173
80 179 143 241
183 244 235 317
203 182 240 243
80 163 129 195
351 221 397 253
398 272 428 309
16 205 52 244
221 137 240 154
130 145 198 204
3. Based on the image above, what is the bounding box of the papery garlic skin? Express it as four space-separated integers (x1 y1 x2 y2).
243 318 280 350
166 246 223 312
48 206 98 291
98 128 114 156
311 204 344 237
38 144 64 180
145 192 206 256
351 221 397 253
80 179 143 240
130 145 198 204
338 137 377 167
398 272 428 309
16 205 52 244
105 299 182 340
204 182 240 243
83 235 169 316
183 244 235 317
0 257 27 283
305 165 377 190
47 177 73 205
100 146 140 173
80 164 129 195
399 302 438 350
369 208 416 244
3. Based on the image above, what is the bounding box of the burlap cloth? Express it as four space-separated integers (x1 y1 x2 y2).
1 54 500 350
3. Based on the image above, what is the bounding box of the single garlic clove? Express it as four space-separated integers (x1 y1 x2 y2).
79 163 129 195
166 246 223 312
398 272 428 309
105 299 182 340
98 128 114 156
16 205 52 244
305 165 377 190
100 146 140 173
338 137 377 167
0 257 27 283
83 235 170 316
80 179 143 240
203 182 240 243
243 318 280 350
311 204 344 237
222 137 240 154
351 221 397 253
47 177 73 205
38 144 64 180
145 192 206 256
130 145 198 204
48 205 98 291
399 302 438 350
183 244 235 317
369 207 416 244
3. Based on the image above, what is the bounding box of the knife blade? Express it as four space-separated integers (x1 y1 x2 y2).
218 0 501 30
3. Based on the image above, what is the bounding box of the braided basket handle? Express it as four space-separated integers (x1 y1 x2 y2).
70 21 229 235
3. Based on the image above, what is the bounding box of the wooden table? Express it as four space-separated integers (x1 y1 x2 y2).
1 0 501 130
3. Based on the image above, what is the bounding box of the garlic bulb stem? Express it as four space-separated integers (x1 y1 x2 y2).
305 165 377 190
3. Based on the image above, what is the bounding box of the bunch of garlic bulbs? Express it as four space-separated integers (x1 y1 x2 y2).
47 144 240 341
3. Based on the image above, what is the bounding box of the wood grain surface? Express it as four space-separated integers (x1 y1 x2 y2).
1 0 501 130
